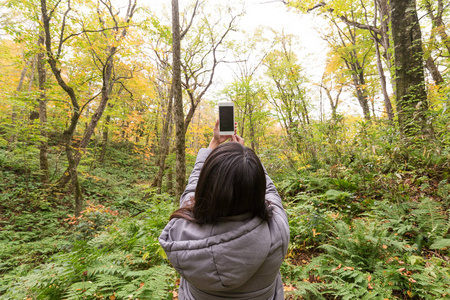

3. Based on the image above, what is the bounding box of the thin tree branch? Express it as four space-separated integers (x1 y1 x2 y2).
181 0 200 39
57 0 71 58
80 91 102 114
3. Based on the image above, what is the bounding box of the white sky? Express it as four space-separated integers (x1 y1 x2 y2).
240 0 327 79
144 0 371 118
145 0 328 81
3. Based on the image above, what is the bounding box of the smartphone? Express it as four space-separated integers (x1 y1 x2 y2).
218 102 234 135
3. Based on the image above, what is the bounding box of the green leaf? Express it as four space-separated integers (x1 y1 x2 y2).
430 239 450 250
325 189 350 201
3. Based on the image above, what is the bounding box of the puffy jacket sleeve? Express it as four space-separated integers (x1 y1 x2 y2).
179 148 212 208
263 167 283 210
264 166 290 255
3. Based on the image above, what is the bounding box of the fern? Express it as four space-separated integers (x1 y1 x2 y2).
283 281 328 300
64 281 97 300
298 215 450 300
430 239 450 250
373 199 449 252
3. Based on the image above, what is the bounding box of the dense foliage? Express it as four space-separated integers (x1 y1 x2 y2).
1 117 449 299
0 143 177 299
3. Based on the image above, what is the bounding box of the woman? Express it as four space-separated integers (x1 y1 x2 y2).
159 120 289 300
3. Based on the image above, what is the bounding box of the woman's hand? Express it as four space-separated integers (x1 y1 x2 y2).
231 134 245 146
208 119 232 149
208 119 244 149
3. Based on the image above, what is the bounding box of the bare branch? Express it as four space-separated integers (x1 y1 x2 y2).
117 81 134 99
181 0 200 39
61 25 130 45
120 0 137 39
57 0 72 58
100 0 119 30
307 1 326 13
338 15 381 35
49 0 62 19
80 91 102 114
41 0 79 113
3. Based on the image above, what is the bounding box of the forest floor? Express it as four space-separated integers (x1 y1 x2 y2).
0 143 449 299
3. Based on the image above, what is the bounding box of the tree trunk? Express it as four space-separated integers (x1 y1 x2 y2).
76 53 114 162
390 0 434 138
422 2 444 85
249 107 256 151
27 58 36 92
167 157 174 194
172 0 186 201
153 88 173 193
37 22 50 186
425 56 444 85
64 129 83 216
100 114 110 164
8 58 32 148
336 28 371 120
376 0 393 67
41 0 83 215
374 37 394 121
349 64 370 120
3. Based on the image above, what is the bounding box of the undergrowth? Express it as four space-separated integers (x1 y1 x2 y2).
1 119 450 299
278 121 450 300
0 142 178 299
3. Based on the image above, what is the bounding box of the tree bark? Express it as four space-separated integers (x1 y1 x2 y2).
374 37 394 121
371 0 394 122
100 114 110 164
376 0 392 65
167 161 174 194
27 58 36 92
390 0 434 138
425 56 444 85
172 0 186 200
152 88 173 193
347 60 371 120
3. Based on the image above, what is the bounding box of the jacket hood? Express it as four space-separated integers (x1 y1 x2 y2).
159 214 271 291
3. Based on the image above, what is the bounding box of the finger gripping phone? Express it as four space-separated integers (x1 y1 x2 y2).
218 102 234 135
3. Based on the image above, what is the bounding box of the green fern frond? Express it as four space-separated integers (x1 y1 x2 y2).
64 281 96 300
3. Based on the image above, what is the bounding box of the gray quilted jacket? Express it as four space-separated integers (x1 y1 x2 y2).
159 148 290 300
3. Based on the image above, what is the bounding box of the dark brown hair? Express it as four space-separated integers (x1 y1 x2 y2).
170 142 271 224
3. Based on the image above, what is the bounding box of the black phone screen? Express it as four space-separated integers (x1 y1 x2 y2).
219 106 234 132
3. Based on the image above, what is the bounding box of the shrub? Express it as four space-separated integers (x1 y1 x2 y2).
65 201 119 240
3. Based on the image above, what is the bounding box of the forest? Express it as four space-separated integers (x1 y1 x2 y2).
0 0 449 299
